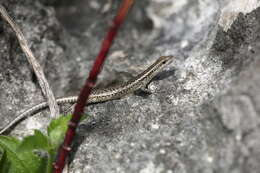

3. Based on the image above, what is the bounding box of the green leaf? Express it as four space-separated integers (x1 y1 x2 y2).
0 135 28 173
36 153 51 173
0 149 11 173
0 136 20 151
0 135 50 173
47 114 72 149
47 114 88 149
16 151 47 173
0 114 89 173
17 130 49 152
15 130 53 172
79 114 88 122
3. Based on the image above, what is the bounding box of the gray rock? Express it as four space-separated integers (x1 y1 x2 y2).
0 0 260 172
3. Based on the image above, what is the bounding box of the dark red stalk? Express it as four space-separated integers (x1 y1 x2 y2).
53 0 135 172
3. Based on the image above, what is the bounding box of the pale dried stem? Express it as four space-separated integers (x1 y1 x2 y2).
0 5 59 118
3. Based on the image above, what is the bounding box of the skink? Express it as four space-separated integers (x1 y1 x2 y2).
0 56 173 134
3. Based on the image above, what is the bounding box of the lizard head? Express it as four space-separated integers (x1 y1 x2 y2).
140 55 174 85
153 55 174 73
157 55 174 66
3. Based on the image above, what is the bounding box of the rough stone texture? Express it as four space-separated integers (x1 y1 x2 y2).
0 0 260 173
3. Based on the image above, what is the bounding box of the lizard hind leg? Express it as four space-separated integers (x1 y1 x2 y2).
134 84 153 97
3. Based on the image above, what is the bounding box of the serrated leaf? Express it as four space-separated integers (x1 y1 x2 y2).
16 151 47 173
0 135 29 173
0 135 50 173
17 130 49 152
0 113 89 173
16 130 55 173
47 114 72 149
47 114 88 149
0 136 20 150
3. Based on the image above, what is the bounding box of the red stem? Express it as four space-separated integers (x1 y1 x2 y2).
53 0 135 172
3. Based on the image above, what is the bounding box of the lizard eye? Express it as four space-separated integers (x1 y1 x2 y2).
162 60 167 64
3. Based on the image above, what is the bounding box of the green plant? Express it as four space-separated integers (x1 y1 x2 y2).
0 114 85 173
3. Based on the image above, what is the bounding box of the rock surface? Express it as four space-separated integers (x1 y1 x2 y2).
0 0 260 172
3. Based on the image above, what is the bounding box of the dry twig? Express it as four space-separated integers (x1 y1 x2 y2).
0 5 59 118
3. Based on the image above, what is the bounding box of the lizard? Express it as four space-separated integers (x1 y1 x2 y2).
0 55 174 134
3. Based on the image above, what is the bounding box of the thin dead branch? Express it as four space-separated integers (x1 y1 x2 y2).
0 5 59 118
